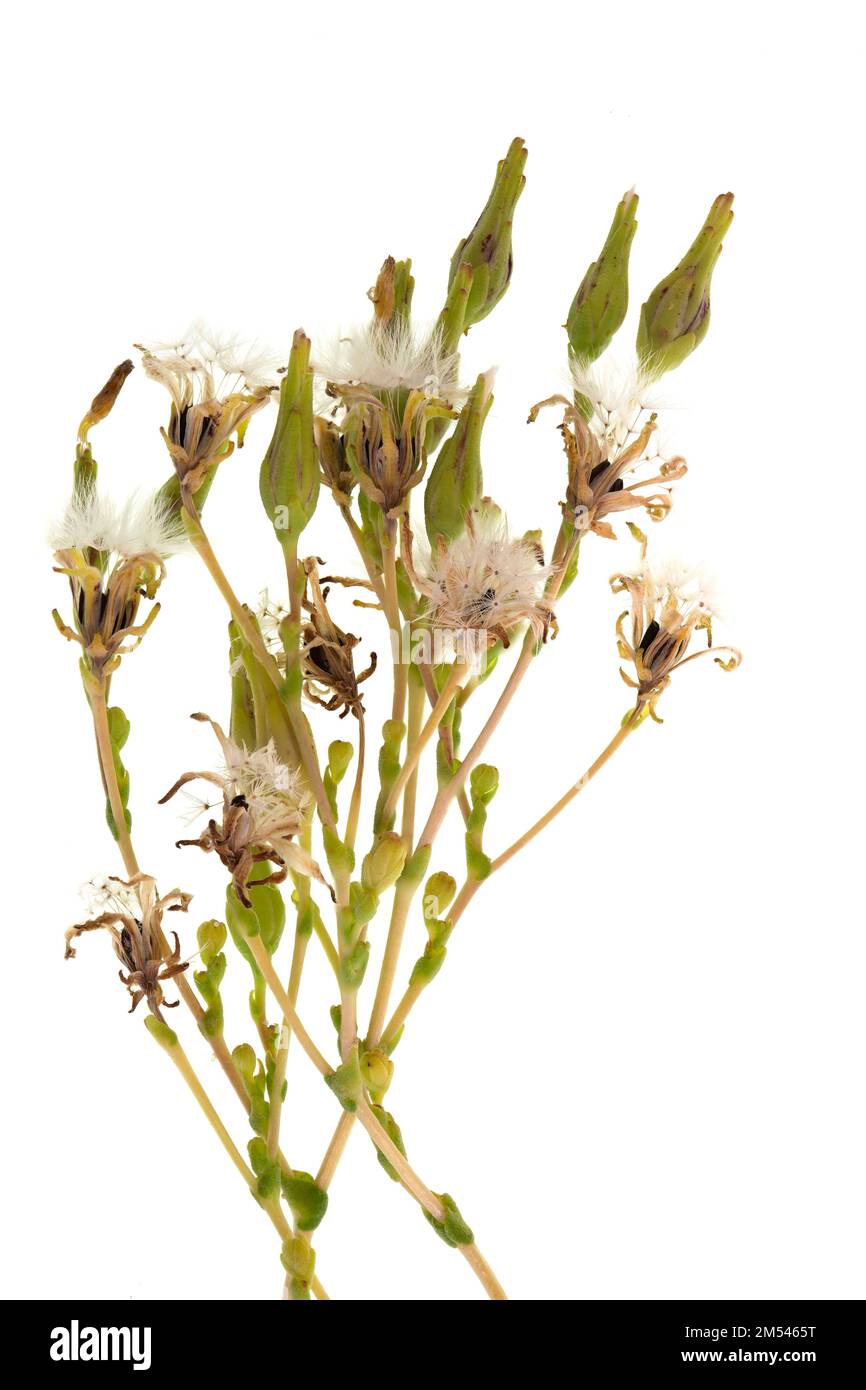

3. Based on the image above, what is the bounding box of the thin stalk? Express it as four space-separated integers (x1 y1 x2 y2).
365 876 414 1049
183 502 334 833
316 1112 356 1191
246 935 333 1077
382 660 469 825
381 524 408 726
490 714 641 874
158 1032 329 1299
345 714 365 853
419 661 471 825
161 1033 256 1188
355 1100 507 1301
381 716 640 1045
89 681 139 878
266 829 313 1162
339 505 388 609
400 672 425 846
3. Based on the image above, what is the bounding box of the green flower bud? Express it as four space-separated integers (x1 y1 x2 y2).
637 193 734 379
423 871 457 922
567 190 638 364
447 137 527 331
327 740 354 784
360 1048 394 1096
362 832 408 896
280 1234 315 1284
260 329 319 544
424 370 494 548
470 763 499 804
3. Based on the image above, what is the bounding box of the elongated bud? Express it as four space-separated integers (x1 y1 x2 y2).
368 255 415 328
75 359 134 492
260 329 319 544
424 370 494 547
78 359 134 445
567 192 638 363
637 193 734 378
447 137 527 331
361 832 408 896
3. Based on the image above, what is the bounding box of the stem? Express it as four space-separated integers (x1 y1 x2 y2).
381 716 640 1046
157 1030 329 1298
383 660 468 826
400 673 425 846
340 504 388 609
419 661 471 825
246 935 333 1077
161 1033 256 1188
491 714 640 874
266 899 310 1161
345 714 365 853
365 877 414 1049
89 681 139 878
381 525 408 726
316 1111 356 1191
355 1101 507 1301
183 502 334 833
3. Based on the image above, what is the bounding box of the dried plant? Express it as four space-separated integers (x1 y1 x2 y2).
52 140 740 1301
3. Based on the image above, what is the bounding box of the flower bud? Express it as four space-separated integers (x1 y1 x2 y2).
424 370 494 547
424 871 457 921
368 255 415 328
470 763 499 804
77 359 134 445
637 193 734 378
567 191 638 364
259 329 320 545
75 359 134 492
361 832 408 896
447 137 527 331
360 1048 394 1095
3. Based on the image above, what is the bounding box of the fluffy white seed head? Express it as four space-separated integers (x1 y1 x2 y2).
640 557 720 625
138 324 282 409
570 352 663 453
414 506 552 667
50 489 187 559
313 320 464 403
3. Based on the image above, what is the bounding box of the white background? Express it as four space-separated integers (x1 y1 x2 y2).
3 0 864 1301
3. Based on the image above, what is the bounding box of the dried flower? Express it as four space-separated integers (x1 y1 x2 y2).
612 560 740 720
405 505 554 668
312 320 460 518
531 357 687 540
159 714 328 905
138 327 279 498
301 561 376 718
65 874 190 1022
50 489 185 678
